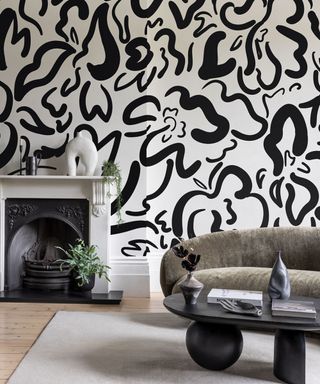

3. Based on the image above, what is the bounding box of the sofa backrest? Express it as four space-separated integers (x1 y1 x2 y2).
160 227 320 296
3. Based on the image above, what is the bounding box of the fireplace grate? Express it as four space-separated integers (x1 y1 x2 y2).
22 260 72 291
22 237 72 291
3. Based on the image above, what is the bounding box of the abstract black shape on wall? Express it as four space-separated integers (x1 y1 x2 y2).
0 81 13 122
169 0 205 29
14 41 76 101
41 87 67 118
73 3 120 81
79 81 113 122
55 0 89 42
130 0 164 18
125 37 153 71
264 104 308 176
199 31 236 80
285 173 319 226
0 123 18 168
276 25 307 79
0 8 30 71
166 86 229 144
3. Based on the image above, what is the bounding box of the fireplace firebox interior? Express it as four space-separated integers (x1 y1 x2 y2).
5 198 89 291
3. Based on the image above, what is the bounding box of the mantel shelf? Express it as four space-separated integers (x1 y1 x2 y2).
0 175 114 181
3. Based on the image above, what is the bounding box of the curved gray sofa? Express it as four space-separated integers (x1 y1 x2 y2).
160 227 320 298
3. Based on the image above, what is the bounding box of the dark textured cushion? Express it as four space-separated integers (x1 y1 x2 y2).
172 267 320 298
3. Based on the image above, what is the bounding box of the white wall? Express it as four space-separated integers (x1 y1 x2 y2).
1 1 320 295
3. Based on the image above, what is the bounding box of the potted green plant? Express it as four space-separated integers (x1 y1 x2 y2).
101 160 123 224
56 239 110 291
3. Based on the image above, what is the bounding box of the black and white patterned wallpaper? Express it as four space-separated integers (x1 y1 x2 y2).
1 0 320 259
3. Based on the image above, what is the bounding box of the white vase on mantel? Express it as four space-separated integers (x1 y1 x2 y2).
65 132 98 176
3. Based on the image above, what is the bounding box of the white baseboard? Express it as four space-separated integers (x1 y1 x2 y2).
109 257 150 297
148 253 163 293
92 277 110 294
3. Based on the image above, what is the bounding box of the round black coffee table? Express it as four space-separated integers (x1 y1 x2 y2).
164 293 320 384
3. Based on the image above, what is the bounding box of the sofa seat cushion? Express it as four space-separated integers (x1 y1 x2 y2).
172 267 320 298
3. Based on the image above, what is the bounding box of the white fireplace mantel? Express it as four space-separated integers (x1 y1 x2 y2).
0 175 112 293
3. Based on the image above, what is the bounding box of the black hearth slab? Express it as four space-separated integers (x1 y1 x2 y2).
0 290 123 304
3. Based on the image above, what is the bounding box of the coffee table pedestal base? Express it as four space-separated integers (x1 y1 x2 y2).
186 321 243 370
274 329 305 384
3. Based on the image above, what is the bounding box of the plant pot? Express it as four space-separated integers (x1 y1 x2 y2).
71 274 95 292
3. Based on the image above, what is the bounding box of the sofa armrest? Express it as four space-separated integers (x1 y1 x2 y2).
160 248 185 297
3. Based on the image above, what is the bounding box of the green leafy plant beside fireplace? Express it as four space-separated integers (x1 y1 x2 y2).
56 239 110 288
101 160 123 224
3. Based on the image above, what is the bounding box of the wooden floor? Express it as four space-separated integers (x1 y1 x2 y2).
0 293 165 384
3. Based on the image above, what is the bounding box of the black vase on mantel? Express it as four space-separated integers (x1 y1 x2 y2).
268 251 291 300
178 272 204 305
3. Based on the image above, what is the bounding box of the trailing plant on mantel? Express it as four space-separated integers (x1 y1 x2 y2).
102 160 123 224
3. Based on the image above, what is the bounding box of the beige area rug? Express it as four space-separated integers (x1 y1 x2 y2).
8 311 320 384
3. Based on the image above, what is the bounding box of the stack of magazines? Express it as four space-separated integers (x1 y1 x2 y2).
271 300 317 319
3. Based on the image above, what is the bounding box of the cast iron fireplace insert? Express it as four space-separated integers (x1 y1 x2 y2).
1 198 122 304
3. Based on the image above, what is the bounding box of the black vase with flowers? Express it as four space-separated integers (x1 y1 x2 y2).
172 243 203 305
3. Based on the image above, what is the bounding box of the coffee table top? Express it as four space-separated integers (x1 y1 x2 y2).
164 293 320 331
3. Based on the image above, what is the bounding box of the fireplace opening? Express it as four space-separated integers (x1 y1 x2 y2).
5 198 89 292
6 217 80 290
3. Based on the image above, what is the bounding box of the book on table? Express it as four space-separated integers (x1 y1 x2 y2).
271 299 317 319
207 288 263 306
